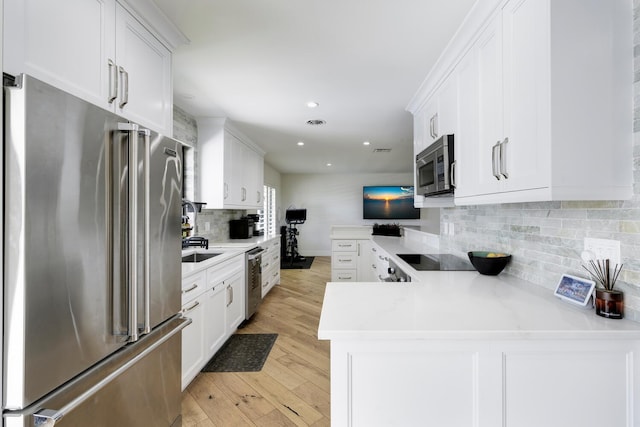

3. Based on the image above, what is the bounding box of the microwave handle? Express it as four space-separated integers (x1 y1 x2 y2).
450 160 456 188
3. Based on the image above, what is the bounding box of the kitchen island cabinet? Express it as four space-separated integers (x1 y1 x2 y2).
319 277 640 427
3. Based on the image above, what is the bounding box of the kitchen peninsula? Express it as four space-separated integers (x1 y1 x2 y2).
319 231 640 427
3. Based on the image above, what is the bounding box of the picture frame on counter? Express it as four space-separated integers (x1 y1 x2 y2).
554 274 596 307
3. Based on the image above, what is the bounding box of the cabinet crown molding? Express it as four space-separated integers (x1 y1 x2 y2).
118 0 189 49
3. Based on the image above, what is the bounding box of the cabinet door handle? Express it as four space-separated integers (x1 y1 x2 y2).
499 137 509 179
257 191 261 203
372 247 377 252
492 141 501 180
118 66 129 109
182 283 198 294
108 59 118 103
429 116 434 139
226 285 233 307
433 113 438 138
372 264 377 269
224 183 228 199
182 300 200 314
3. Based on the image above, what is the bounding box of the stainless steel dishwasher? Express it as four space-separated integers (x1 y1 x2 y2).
246 246 265 320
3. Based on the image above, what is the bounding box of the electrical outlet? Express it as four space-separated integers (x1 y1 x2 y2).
584 238 621 265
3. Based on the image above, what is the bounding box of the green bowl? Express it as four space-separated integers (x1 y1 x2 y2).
467 251 511 275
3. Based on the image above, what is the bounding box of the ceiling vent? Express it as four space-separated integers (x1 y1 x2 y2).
373 148 392 153
306 119 326 126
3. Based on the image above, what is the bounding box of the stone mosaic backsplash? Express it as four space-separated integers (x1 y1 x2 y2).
193 209 247 242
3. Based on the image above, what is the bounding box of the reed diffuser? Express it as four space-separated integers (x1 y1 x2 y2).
582 259 624 319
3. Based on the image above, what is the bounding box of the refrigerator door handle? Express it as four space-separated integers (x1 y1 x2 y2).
127 123 139 342
141 129 151 335
31 317 191 427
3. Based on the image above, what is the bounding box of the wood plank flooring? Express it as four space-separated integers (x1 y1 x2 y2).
182 256 331 426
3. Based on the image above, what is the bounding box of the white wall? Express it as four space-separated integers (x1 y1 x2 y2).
281 173 439 256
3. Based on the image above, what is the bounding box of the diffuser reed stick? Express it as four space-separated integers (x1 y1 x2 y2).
581 258 622 291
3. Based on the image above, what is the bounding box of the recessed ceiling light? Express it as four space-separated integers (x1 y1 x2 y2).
306 119 326 126
307 101 319 108
326 163 332 167
363 141 370 146
297 141 304 146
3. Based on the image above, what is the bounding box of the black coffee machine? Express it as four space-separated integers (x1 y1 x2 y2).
247 214 263 236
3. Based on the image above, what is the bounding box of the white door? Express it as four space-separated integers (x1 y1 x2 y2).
181 297 205 390
204 285 227 358
115 3 172 135
476 13 504 195
501 0 550 193
226 271 245 334
454 43 479 197
4 0 116 110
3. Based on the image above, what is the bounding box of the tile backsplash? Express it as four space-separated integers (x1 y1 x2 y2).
440 1 640 322
193 209 247 242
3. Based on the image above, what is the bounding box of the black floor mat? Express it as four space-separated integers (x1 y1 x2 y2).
281 256 314 269
201 333 277 372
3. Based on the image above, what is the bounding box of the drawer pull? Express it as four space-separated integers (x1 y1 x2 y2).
182 300 200 314
182 283 198 294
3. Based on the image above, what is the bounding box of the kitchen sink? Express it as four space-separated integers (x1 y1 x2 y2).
181 253 221 263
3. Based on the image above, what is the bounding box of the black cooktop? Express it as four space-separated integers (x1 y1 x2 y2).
396 253 475 271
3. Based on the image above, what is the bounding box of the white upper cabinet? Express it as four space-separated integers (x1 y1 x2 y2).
114 3 172 134
198 118 266 210
409 0 633 205
4 0 116 109
4 0 182 136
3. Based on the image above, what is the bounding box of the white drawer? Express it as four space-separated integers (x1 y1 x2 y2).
181 270 205 304
331 269 357 282
332 253 356 269
332 239 357 252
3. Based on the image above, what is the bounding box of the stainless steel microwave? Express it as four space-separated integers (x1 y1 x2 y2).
416 134 455 197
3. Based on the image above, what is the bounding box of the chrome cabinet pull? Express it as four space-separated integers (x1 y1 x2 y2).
492 141 501 180
182 283 198 294
432 113 438 138
118 66 129 109
224 183 228 199
499 137 509 179
183 300 200 314
108 59 118 103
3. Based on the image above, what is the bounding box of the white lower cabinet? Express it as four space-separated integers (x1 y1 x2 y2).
180 296 205 390
203 283 226 358
224 270 244 335
181 254 245 390
330 339 639 426
331 239 373 282
261 236 281 297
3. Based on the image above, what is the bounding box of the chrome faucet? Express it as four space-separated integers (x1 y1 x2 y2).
182 199 198 235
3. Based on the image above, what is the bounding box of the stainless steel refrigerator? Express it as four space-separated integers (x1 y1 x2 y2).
2 74 189 426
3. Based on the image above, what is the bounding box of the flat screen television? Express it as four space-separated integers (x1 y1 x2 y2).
363 186 420 220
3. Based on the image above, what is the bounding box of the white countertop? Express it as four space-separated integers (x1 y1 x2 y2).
321 233 640 341
181 247 245 277
181 233 280 277
318 274 640 341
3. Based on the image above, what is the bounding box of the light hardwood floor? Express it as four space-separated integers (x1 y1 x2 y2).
181 256 331 426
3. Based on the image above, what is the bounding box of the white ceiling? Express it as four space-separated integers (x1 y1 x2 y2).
152 0 476 174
